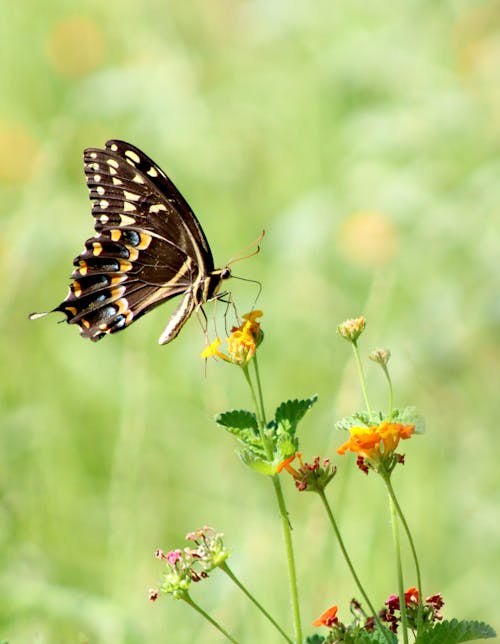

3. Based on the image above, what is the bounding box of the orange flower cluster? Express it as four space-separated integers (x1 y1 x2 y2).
337 421 415 473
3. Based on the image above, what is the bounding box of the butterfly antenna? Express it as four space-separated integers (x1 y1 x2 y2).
231 274 263 309
226 230 265 268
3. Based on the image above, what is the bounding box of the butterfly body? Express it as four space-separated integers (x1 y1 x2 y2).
32 140 230 344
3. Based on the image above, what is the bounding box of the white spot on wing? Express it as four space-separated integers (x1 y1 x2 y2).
112 177 123 186
124 190 140 202
100 200 109 209
123 202 136 212
149 203 167 213
125 149 141 164
119 215 136 225
147 166 158 177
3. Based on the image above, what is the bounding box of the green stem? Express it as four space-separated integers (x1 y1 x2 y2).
241 365 271 459
384 474 409 644
221 562 293 643
241 358 302 644
318 490 392 643
381 363 394 420
352 340 373 421
183 594 238 643
384 475 424 633
272 474 302 644
253 353 267 429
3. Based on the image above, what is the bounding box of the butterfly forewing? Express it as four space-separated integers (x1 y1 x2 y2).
32 140 230 343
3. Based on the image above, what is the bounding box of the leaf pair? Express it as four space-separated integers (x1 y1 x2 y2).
215 395 318 475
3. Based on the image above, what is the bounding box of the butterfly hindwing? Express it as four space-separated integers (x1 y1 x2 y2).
32 140 230 343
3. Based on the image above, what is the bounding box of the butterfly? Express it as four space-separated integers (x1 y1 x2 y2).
30 140 233 344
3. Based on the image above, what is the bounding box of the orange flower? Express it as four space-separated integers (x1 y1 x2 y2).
405 586 419 605
276 453 300 476
312 604 338 627
337 422 414 457
276 453 336 492
337 421 415 473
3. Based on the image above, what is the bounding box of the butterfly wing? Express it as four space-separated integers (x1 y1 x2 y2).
36 140 219 343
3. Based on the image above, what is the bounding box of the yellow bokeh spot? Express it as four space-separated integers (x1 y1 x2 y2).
46 16 103 78
0 122 38 183
337 210 398 268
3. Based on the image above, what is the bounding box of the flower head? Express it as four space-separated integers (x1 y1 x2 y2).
337 421 415 474
369 347 391 366
152 526 229 601
201 311 264 366
312 604 339 627
381 586 444 632
276 452 336 492
337 316 366 343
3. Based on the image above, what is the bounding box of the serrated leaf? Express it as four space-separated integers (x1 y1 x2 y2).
274 395 318 435
415 619 496 644
355 630 398 644
335 411 373 432
215 409 263 449
216 409 258 432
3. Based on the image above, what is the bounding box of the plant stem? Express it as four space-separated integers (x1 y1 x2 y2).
380 363 394 420
318 490 392 643
221 562 293 643
384 474 409 644
242 357 303 644
271 474 302 644
384 475 424 633
183 594 238 643
241 365 271 458
253 352 267 429
352 340 373 421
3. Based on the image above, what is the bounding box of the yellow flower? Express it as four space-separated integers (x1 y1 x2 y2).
201 311 264 366
200 337 232 362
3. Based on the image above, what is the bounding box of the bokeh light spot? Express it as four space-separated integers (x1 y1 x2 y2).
46 16 103 78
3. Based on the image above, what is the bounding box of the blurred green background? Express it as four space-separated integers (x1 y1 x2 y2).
1 1 499 642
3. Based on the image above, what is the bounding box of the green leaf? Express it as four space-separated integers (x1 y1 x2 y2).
305 635 325 644
415 619 496 643
215 409 263 446
335 408 425 434
392 406 426 434
335 411 373 432
237 448 275 475
216 409 258 432
355 630 398 644
274 395 318 436
276 434 299 458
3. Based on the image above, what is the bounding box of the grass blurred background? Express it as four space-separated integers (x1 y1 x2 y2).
1 0 499 641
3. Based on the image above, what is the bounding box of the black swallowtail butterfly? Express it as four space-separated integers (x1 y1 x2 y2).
30 140 233 344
